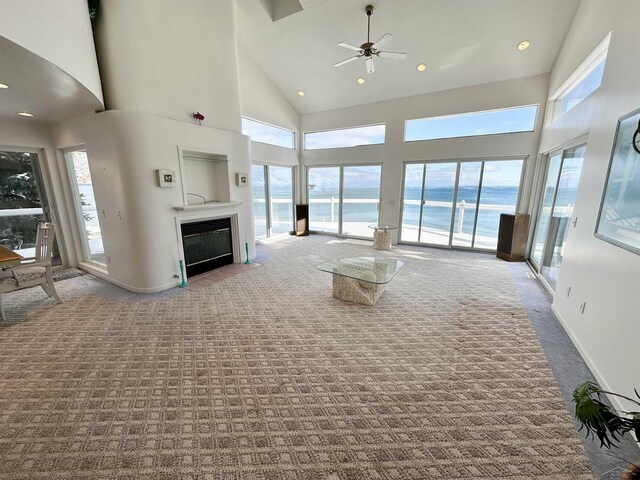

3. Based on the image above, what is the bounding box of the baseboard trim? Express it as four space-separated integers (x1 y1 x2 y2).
78 263 179 294
550 304 628 415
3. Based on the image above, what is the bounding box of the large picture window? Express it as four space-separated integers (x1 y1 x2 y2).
0 148 60 264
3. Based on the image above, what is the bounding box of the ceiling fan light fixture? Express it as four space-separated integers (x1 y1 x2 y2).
17 111 35 117
0 83 9 89
334 4 407 74
297 90 305 97
517 40 530 51
357 77 365 85
416 64 426 72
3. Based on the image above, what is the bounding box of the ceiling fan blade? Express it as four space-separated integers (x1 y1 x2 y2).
372 33 393 50
366 56 375 74
334 55 362 67
377 51 407 60
337 42 363 52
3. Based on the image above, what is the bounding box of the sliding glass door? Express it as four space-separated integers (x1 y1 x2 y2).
251 164 294 239
342 165 382 237
66 149 105 265
530 145 585 290
251 165 267 240
308 165 382 238
308 167 340 234
400 158 525 250
0 148 59 263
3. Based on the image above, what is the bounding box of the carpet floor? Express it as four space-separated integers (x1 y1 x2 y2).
0 235 593 479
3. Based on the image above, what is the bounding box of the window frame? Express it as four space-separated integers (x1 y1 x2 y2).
545 33 610 126
398 156 527 251
303 124 386 151
403 105 539 143
63 146 107 270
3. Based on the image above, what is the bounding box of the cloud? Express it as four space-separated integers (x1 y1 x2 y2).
305 125 385 149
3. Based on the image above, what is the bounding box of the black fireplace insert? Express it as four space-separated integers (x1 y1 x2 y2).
181 217 233 277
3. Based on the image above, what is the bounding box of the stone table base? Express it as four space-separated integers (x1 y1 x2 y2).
332 274 386 306
373 229 393 250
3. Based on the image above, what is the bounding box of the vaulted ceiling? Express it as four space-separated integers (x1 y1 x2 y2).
236 0 581 114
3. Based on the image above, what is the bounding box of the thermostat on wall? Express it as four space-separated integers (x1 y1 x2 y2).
157 169 176 187
236 172 248 187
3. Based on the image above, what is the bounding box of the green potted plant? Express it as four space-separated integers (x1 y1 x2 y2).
573 381 640 478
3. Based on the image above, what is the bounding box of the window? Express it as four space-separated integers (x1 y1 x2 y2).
559 59 605 116
548 33 610 124
66 149 105 265
0 148 60 263
530 145 585 291
308 165 382 237
404 105 538 142
241 118 295 149
304 125 385 150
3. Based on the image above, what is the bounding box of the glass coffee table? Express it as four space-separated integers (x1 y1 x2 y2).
316 257 404 306
368 224 398 250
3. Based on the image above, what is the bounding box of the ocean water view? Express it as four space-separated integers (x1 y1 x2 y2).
305 185 520 241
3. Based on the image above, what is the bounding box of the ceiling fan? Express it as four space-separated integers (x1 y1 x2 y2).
334 4 407 74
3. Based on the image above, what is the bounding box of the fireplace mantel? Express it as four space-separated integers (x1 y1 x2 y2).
173 201 243 212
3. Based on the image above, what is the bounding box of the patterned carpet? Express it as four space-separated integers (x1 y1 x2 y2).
0 235 593 479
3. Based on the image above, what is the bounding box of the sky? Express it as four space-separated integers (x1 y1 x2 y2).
405 105 538 142
242 118 294 149
305 125 385 150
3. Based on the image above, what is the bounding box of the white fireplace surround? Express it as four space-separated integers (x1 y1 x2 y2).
175 208 243 271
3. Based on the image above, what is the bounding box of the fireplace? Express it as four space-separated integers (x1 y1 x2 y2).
181 217 233 277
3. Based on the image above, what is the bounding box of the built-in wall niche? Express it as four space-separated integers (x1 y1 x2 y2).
178 148 231 206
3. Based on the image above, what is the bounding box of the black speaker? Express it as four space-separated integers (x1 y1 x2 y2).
497 213 529 262
290 204 309 236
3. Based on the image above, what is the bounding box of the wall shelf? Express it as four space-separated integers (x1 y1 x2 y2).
173 201 243 212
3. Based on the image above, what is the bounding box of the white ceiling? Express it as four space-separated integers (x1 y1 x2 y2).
236 0 580 114
0 36 103 124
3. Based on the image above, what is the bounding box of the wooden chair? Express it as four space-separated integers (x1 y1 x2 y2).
0 222 62 321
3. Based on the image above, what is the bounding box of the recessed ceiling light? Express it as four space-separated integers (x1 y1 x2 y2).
0 83 9 89
416 64 426 72
297 90 305 97
17 112 35 117
356 77 365 85
517 40 530 51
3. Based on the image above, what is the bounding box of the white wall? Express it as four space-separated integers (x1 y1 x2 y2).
0 120 78 266
538 0 640 411
93 0 242 133
237 46 301 199
238 45 299 134
51 111 254 292
301 74 549 240
0 0 103 105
